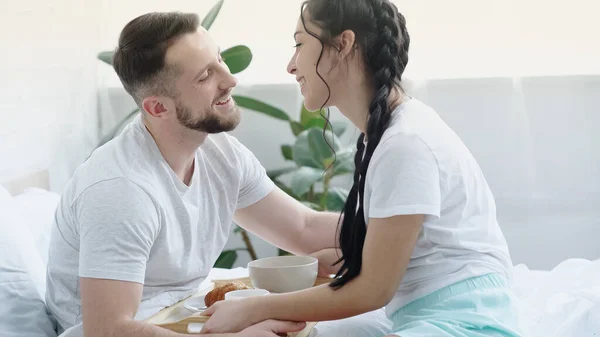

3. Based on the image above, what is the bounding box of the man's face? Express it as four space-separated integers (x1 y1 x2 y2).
165 28 240 133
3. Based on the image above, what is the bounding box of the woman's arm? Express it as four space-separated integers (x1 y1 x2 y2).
201 213 423 333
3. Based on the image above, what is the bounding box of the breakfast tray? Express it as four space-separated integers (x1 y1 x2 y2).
144 276 333 336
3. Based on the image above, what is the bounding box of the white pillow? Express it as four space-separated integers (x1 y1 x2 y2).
12 188 61 267
0 197 57 337
0 184 12 203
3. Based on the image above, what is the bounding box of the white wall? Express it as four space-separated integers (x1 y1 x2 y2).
98 0 600 86
0 0 103 186
4 0 600 185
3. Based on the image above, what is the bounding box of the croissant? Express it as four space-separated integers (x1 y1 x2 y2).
204 281 249 307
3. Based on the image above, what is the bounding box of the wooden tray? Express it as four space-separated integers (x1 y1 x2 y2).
213 276 333 288
145 276 333 336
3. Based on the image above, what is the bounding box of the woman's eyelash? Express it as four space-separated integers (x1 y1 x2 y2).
293 43 302 48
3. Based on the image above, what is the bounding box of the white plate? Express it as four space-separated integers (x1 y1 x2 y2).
182 295 207 312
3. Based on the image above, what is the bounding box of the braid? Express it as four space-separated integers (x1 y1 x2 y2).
396 11 411 76
331 0 408 289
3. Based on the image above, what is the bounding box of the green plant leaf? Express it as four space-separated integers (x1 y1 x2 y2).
98 51 114 65
326 187 349 211
278 248 292 256
331 120 348 137
201 0 225 30
222 45 252 74
300 104 324 127
300 201 322 210
303 117 326 130
331 147 355 176
302 119 348 140
290 121 304 136
293 128 342 169
266 166 295 179
233 225 243 233
281 145 293 161
289 167 324 196
233 95 290 121
214 249 237 269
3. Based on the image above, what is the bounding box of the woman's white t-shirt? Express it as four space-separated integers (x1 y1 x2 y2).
362 98 513 317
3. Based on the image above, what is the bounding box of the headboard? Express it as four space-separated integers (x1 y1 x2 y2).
1 170 50 196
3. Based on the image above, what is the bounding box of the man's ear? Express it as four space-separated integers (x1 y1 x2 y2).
336 29 356 60
142 96 169 118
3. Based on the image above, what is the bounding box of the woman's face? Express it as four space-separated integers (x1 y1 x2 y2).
287 11 346 112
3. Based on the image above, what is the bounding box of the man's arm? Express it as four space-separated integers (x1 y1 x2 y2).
81 278 303 337
234 187 341 256
80 278 209 337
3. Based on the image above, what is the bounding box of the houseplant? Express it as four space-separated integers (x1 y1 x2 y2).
235 99 355 256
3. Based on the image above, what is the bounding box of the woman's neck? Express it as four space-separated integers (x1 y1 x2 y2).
335 81 405 134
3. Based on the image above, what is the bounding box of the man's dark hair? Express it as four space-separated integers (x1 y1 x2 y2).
112 12 199 106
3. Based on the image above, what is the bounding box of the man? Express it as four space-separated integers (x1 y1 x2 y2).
45 11 341 337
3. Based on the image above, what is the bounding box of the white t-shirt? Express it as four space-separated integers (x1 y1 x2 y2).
362 98 513 317
45 115 274 333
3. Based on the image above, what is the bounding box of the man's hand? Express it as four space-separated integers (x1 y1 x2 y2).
310 248 342 277
237 320 306 337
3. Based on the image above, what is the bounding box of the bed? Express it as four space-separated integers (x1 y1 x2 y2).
1 170 599 337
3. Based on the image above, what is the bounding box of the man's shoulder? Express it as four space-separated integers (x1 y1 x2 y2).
63 131 160 206
61 175 156 212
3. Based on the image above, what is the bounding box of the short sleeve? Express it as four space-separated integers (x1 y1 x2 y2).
365 133 441 220
75 178 160 284
228 136 275 209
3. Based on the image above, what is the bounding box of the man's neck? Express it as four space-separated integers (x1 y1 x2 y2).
143 118 207 186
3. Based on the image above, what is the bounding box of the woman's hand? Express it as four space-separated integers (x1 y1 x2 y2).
201 297 304 334
236 320 306 337
310 248 342 277
201 298 256 333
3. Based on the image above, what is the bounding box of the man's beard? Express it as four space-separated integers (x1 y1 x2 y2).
175 100 240 134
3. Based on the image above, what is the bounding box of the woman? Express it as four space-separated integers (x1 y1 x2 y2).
202 0 526 336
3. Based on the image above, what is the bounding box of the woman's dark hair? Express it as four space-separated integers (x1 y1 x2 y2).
299 0 410 289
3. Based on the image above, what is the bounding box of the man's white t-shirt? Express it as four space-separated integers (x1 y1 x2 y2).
45 115 274 333
362 98 513 317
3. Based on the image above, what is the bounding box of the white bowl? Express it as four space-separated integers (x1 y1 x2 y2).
248 256 318 293
224 288 270 300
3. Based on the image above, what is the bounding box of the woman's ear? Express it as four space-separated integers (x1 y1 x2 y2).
337 29 356 60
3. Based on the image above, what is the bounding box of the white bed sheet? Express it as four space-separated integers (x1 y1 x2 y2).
203 259 600 337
